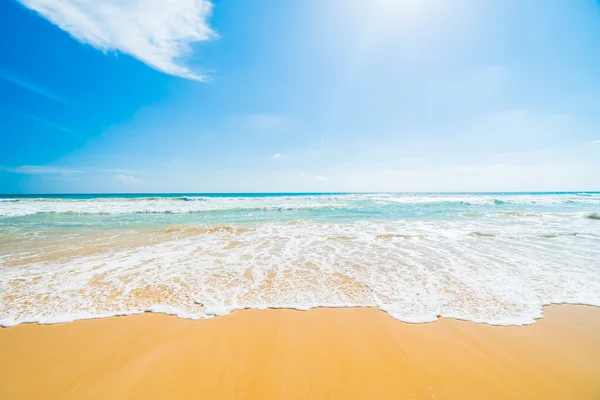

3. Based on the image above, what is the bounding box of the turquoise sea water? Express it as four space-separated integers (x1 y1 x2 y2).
0 192 599 326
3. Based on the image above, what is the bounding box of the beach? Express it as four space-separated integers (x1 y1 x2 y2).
2 193 600 327
3 0 600 396
1 304 599 399
1 193 599 398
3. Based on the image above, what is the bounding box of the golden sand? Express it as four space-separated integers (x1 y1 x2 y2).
0 305 599 399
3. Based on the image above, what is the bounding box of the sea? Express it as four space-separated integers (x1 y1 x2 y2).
0 192 599 327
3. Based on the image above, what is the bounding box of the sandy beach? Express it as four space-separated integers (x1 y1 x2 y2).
3 0 600 397
0 305 598 399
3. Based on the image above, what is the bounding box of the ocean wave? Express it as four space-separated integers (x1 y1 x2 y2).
1 217 599 327
2 192 600 206
467 231 496 237
587 212 600 220
375 233 423 240
159 225 250 234
0 204 356 218
536 232 579 238
1 194 598 216
500 211 540 217
181 196 209 201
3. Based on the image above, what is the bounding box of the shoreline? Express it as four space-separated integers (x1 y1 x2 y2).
2 300 600 328
1 304 599 399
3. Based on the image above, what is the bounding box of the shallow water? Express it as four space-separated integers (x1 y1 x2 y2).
1 192 599 326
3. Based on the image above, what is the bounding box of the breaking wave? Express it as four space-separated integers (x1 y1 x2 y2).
1 192 599 327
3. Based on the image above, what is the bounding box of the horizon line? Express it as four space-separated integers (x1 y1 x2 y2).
1 191 599 196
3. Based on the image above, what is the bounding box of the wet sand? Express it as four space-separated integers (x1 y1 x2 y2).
0 305 599 399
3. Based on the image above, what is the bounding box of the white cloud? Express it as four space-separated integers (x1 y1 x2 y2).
589 140 600 144
315 176 331 181
272 153 281 159
115 174 141 184
2 165 79 175
95 167 146 174
21 114 71 133
0 69 67 104
19 0 216 80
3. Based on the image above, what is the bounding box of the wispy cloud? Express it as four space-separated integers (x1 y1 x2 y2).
18 0 217 81
1 165 79 175
0 69 67 104
96 167 147 175
20 114 71 133
589 140 600 144
272 153 282 159
315 176 331 181
1 165 145 178
115 174 141 184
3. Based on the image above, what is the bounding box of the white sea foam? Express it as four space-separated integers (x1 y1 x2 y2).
1 193 599 216
1 204 599 327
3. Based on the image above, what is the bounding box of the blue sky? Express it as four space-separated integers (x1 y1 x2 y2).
1 0 599 193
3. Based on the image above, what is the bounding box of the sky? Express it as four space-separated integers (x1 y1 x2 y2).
0 0 599 193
